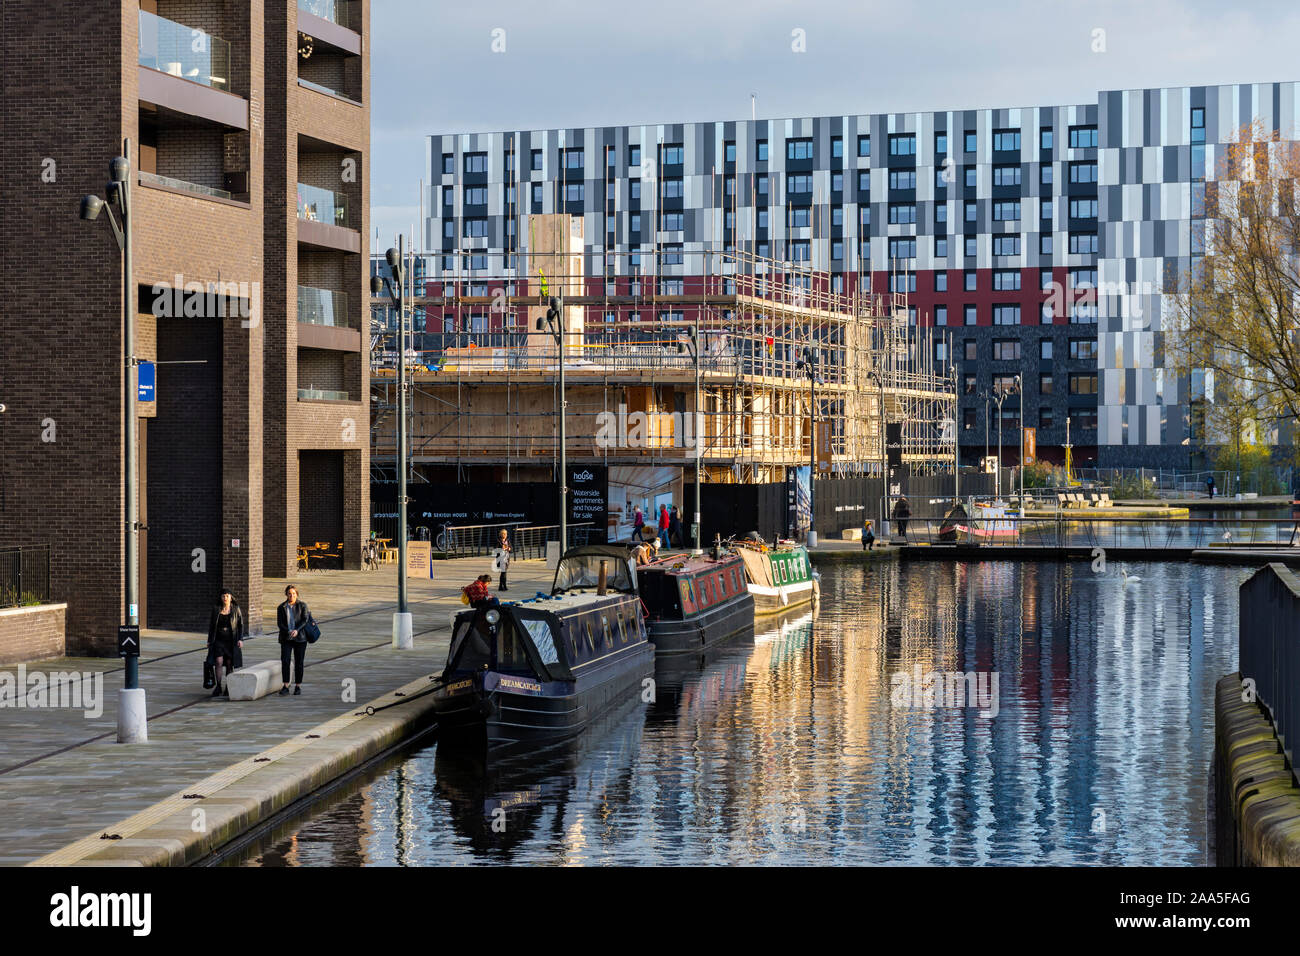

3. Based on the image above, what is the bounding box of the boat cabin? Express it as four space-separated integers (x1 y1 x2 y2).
636 552 749 622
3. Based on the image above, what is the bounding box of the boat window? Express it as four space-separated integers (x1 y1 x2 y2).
495 621 535 674
616 612 628 643
521 618 558 665
718 574 727 596
733 568 742 590
701 578 710 604
602 616 614 648
585 619 598 654
553 553 635 592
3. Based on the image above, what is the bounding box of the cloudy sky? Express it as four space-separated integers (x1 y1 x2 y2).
370 0 1299 247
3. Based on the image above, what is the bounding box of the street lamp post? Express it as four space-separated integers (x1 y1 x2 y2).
993 386 1008 502
370 241 412 649
798 347 820 547
1016 374 1024 506
81 140 146 743
538 297 567 552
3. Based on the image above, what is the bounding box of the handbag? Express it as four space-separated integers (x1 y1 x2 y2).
203 658 215 689
301 617 321 644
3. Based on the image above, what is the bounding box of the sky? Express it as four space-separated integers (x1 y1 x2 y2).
370 0 1300 249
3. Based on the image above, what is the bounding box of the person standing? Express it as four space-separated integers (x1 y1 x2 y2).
891 496 912 541
207 589 245 699
632 504 644 542
658 504 671 549
493 528 512 592
668 505 682 548
277 584 313 697
1206 475 1216 499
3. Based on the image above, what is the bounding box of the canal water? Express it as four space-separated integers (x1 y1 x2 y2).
228 559 1250 866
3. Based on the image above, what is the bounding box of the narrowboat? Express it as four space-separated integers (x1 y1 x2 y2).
733 540 820 615
431 545 654 751
637 551 755 655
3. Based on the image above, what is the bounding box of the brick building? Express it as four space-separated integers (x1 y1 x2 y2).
0 0 370 650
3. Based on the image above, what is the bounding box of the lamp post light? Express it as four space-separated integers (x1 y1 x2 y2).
796 346 821 547
370 240 413 649
992 385 1008 502
678 325 703 554
81 141 147 744
537 296 567 552
1016 373 1024 507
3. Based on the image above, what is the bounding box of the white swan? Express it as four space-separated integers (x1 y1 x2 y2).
1121 565 1141 584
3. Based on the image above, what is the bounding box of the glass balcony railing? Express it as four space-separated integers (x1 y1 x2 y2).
298 0 355 30
298 286 350 327
298 387 349 401
297 182 350 228
139 170 232 200
138 10 231 92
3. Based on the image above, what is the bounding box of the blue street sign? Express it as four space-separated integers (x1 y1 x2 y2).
138 361 155 402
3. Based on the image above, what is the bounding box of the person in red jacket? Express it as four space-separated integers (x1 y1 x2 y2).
463 574 493 609
658 504 671 548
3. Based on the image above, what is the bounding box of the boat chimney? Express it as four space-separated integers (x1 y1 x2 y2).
597 560 608 596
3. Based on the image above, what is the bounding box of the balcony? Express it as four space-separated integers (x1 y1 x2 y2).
298 286 349 327
139 170 232 202
296 182 359 252
298 387 350 402
138 10 230 91
298 0 357 32
297 0 362 102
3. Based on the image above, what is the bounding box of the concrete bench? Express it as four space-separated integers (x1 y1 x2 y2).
225 659 284 701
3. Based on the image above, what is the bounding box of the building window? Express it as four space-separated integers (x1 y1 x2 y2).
857 134 870 157
935 272 948 292
964 304 977 325
1069 198 1099 219
965 201 978 222
442 220 453 239
1040 373 1053 394
993 269 1021 290
463 217 488 237
757 139 769 161
1068 125 1098 149
788 206 811 228
993 200 1021 221
964 270 977 291
441 152 453 174
963 374 976 394
1040 165 1053 185
965 236 977 257
831 136 843 158
531 183 543 205
788 173 813 194
831 171 843 193
464 186 487 205
1040 339 1053 360
1069 232 1099 254
935 236 948 257
1069 161 1098 184
934 340 948 362
993 165 1022 186
1071 303 1098 324
630 213 641 233
889 203 916 224
964 131 977 152
1069 339 1097 361
992 339 1021 360
660 212 684 231
936 132 948 154
464 152 487 173
757 209 768 229
661 244 683 265
992 236 1021 256
889 170 917 189
1041 268 1054 290
964 408 977 430
890 273 916 292
787 138 813 160
1070 268 1098 288
1040 129 1053 151
1069 373 1098 395
1071 409 1098 430
789 239 811 262
442 185 454 207
888 237 916 259
630 180 641 200
562 148 584 170
565 183 584 202
1039 407 1054 428
663 178 684 199
889 134 917 156
1040 235 1053 255
757 175 769 197
725 141 736 163
832 240 844 260
831 206 843 226
628 145 641 168
964 339 978 360
993 374 1019 394
935 168 951 189
662 144 684 165
1041 199 1053 220
993 130 1021 151
965 167 977 188
936 204 948 224
993 304 1021 325
936 305 948 325
858 171 871 192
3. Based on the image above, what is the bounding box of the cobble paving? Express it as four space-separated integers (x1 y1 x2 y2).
0 558 553 865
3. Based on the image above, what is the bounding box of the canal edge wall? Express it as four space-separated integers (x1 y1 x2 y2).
1212 673 1300 866
26 674 440 867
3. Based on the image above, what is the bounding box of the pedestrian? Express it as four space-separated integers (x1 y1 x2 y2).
493 528 512 592
207 588 245 699
634 538 659 566
862 520 876 552
658 503 671 549
276 584 314 697
668 505 682 548
463 573 495 609
632 504 644 542
1206 475 1216 499
891 496 911 541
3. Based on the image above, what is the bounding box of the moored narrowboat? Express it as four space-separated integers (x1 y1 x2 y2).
636 551 755 655
733 540 820 615
432 545 654 751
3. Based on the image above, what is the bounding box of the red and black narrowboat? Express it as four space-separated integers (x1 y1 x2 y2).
636 551 756 656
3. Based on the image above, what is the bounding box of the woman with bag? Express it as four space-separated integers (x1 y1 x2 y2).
206 588 245 699
276 584 316 697
493 528 512 592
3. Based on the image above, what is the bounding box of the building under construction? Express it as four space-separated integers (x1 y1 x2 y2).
369 215 956 539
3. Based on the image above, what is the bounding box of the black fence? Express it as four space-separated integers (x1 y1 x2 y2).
1238 564 1300 770
0 546 51 609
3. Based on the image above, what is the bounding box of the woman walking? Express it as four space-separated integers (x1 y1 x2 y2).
207 588 245 699
658 504 671 549
493 528 512 592
277 584 313 696
632 504 644 542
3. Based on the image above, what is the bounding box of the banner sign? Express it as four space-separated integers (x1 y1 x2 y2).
406 540 433 579
1023 428 1037 465
885 422 903 468
566 465 608 530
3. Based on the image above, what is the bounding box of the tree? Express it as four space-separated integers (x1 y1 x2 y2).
1171 120 1300 452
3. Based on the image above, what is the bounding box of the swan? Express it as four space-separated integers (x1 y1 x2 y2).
1121 565 1141 584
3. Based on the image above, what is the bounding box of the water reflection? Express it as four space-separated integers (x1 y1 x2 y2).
233 560 1247 866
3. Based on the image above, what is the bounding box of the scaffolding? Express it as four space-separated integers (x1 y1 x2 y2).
369 239 956 486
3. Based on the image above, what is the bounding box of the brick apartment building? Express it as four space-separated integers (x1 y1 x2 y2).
0 0 369 650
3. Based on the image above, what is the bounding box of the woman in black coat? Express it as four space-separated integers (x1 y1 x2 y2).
207 589 245 699
276 584 314 696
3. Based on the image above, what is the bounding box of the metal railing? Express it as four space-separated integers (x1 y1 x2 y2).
298 286 350 327
0 546 51 609
298 387 349 401
1239 564 1300 770
138 10 231 91
139 170 232 201
886 514 1300 550
298 0 355 29
297 182 350 228
367 519 602 558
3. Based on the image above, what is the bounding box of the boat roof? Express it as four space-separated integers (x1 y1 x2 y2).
560 544 637 561
639 551 742 577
